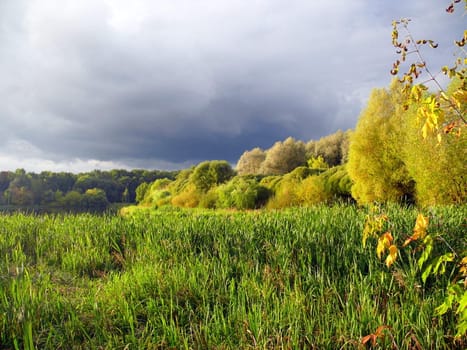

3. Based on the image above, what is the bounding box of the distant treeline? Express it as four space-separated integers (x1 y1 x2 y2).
0 169 177 212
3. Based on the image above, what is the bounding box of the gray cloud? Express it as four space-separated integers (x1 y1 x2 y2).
0 0 464 171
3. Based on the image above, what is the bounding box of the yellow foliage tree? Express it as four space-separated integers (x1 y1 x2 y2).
347 81 414 204
402 79 467 205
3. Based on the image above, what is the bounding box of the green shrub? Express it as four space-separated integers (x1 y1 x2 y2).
217 177 270 209
171 184 201 208
142 179 173 206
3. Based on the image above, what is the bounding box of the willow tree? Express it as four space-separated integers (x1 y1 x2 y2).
402 78 466 205
259 137 307 175
347 81 414 204
305 130 351 166
236 147 266 175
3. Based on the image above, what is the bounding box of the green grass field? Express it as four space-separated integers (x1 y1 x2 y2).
0 205 465 349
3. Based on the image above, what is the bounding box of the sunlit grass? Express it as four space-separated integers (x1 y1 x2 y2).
0 205 465 349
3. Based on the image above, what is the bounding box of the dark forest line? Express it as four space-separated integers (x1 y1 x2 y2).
0 168 177 212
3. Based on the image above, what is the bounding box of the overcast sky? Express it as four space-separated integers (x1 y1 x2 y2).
0 0 463 172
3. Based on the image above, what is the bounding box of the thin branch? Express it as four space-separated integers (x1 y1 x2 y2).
399 22 467 124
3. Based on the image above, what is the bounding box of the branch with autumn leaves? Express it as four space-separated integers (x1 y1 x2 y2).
363 210 467 341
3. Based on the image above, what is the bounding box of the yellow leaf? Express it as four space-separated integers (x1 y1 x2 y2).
376 238 386 259
411 85 423 101
363 214 388 247
460 256 467 277
417 107 428 121
377 232 393 259
385 245 398 268
413 214 429 240
453 90 467 104
422 123 428 139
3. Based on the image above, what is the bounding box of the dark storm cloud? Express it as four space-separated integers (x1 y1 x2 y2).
0 0 464 171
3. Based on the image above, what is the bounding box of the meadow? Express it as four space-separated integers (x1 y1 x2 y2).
0 205 465 349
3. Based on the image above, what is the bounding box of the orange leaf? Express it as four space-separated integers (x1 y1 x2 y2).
402 237 414 247
361 334 377 346
374 325 389 337
362 326 389 346
460 256 467 277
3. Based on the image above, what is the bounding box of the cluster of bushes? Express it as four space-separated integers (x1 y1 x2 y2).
264 165 352 208
136 160 352 210
132 129 353 210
